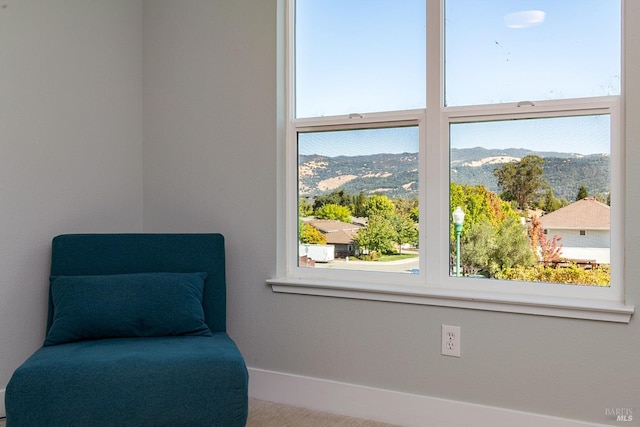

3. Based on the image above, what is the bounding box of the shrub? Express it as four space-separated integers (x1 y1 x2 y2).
359 251 380 261
496 263 610 286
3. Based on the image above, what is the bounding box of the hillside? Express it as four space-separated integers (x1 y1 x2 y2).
299 148 610 201
299 153 419 199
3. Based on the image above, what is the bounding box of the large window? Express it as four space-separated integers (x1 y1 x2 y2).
272 0 632 322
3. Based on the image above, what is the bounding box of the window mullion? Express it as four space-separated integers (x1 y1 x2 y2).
424 0 446 285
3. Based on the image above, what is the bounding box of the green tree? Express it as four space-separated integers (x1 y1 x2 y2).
538 189 568 214
299 198 313 217
493 155 548 209
409 205 419 223
355 214 397 255
313 189 353 211
489 217 537 276
449 182 520 246
353 191 368 217
363 194 396 219
299 222 326 244
576 185 589 201
391 197 416 217
450 182 535 276
595 192 611 206
314 203 352 223
392 214 418 254
460 217 535 277
460 219 495 276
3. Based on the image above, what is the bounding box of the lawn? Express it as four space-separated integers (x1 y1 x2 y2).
377 253 419 262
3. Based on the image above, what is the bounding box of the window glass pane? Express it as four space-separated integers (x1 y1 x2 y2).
295 0 426 118
298 126 419 273
445 0 621 106
449 115 611 286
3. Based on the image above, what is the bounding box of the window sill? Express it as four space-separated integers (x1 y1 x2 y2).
267 277 634 323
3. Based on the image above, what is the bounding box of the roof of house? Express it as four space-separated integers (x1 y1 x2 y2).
323 229 358 245
538 198 610 230
308 219 360 233
308 220 361 245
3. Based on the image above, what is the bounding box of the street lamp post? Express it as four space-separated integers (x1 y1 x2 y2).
452 206 465 277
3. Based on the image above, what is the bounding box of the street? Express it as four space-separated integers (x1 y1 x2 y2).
313 256 419 274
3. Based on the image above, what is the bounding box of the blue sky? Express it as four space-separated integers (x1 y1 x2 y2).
445 0 620 106
298 126 419 157
295 0 426 118
449 115 610 155
295 0 619 157
298 115 610 156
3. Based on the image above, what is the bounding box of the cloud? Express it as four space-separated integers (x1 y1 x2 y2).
504 10 546 29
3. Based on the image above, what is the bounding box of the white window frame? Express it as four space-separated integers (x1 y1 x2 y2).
269 0 634 323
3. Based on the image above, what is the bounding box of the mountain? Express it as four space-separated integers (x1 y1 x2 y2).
450 147 580 164
299 148 610 201
299 152 419 199
451 148 610 200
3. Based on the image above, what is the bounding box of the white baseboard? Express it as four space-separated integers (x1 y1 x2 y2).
0 370 610 426
248 368 608 427
0 388 5 418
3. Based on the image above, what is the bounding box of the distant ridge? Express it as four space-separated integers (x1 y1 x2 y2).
299 148 609 200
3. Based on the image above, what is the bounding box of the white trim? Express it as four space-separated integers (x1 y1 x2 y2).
0 388 5 418
267 278 634 323
292 109 425 128
444 96 620 119
248 367 610 427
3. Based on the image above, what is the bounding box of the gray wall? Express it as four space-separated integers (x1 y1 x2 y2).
0 0 143 409
1 1 638 425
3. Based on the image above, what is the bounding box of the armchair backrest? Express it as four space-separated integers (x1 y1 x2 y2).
48 233 227 334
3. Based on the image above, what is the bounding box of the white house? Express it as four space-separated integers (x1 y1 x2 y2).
538 198 610 264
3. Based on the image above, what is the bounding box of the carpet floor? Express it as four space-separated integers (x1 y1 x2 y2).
247 398 399 426
0 400 398 426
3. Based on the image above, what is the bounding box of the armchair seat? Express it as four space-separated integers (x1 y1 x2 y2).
8 335 247 426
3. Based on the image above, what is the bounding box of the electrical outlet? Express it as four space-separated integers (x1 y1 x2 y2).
441 325 461 357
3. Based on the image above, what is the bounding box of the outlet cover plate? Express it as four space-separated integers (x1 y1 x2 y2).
441 324 461 357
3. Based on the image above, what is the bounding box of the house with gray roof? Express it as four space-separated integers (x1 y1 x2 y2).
307 219 362 258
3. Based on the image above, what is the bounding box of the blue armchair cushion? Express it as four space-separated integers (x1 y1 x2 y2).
7 335 249 426
45 272 212 346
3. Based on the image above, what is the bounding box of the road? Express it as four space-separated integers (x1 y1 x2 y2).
313 256 420 274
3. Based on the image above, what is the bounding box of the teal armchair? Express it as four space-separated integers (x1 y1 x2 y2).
5 234 248 426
